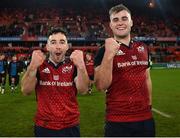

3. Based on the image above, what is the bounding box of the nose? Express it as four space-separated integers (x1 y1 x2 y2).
54 44 62 52
117 20 123 26
56 45 62 50
55 43 62 49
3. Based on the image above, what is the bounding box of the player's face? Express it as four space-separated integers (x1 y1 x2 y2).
109 10 133 38
46 33 68 64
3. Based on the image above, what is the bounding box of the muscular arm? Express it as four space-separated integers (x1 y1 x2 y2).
146 68 152 105
94 38 120 92
21 50 45 96
21 65 37 96
95 52 114 91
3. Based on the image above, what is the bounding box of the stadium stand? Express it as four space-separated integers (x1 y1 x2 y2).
0 1 179 65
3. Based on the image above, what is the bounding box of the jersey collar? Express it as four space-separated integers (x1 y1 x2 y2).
116 39 134 48
47 58 66 69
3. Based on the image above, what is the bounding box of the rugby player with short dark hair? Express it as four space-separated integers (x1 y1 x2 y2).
21 27 90 137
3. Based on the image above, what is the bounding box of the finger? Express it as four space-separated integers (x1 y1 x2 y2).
70 54 73 62
74 50 79 53
33 50 41 54
40 54 46 62
39 52 46 59
70 57 74 62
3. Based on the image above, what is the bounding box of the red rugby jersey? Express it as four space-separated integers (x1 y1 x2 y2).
85 59 94 76
94 41 152 122
35 59 79 130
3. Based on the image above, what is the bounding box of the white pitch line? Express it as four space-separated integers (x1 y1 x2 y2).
152 108 172 118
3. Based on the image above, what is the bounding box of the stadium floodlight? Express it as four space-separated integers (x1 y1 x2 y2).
148 0 155 8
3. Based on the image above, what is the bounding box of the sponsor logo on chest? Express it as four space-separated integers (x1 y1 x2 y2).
39 80 73 87
117 60 148 68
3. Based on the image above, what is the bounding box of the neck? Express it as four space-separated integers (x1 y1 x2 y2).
49 56 65 66
114 34 131 46
49 58 57 66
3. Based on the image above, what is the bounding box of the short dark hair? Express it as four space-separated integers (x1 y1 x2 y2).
48 27 67 37
109 4 131 17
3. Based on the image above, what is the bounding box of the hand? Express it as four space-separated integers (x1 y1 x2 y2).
70 50 85 69
29 50 46 70
104 38 120 59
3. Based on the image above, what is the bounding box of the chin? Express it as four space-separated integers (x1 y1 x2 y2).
55 58 61 63
57 56 64 62
116 30 129 36
116 34 128 39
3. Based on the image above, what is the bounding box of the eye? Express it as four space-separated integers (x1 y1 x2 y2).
60 41 65 44
112 18 119 22
59 40 66 44
122 16 128 21
50 41 57 45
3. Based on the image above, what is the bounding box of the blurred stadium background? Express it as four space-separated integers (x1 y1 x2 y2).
0 0 179 136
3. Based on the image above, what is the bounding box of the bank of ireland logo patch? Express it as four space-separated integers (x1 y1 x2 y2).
62 65 73 73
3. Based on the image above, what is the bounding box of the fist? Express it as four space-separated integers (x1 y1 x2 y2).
30 50 46 69
105 38 120 58
70 50 85 69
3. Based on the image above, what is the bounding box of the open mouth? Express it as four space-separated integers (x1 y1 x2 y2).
55 52 62 56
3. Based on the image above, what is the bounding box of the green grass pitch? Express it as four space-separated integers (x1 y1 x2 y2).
0 69 180 136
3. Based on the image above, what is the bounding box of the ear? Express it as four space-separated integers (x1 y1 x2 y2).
65 43 69 51
109 22 113 30
46 44 50 51
130 19 133 27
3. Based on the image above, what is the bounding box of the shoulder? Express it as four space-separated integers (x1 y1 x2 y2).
133 40 148 48
132 40 149 53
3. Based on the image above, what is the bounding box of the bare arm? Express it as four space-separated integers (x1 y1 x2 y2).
146 68 152 105
95 52 114 91
94 38 120 91
70 50 90 94
21 50 45 96
21 65 37 95
75 64 89 94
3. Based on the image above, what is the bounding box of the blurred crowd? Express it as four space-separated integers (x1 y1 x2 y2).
0 8 179 38
0 8 180 64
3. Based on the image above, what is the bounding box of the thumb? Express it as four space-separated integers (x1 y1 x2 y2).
70 54 74 62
